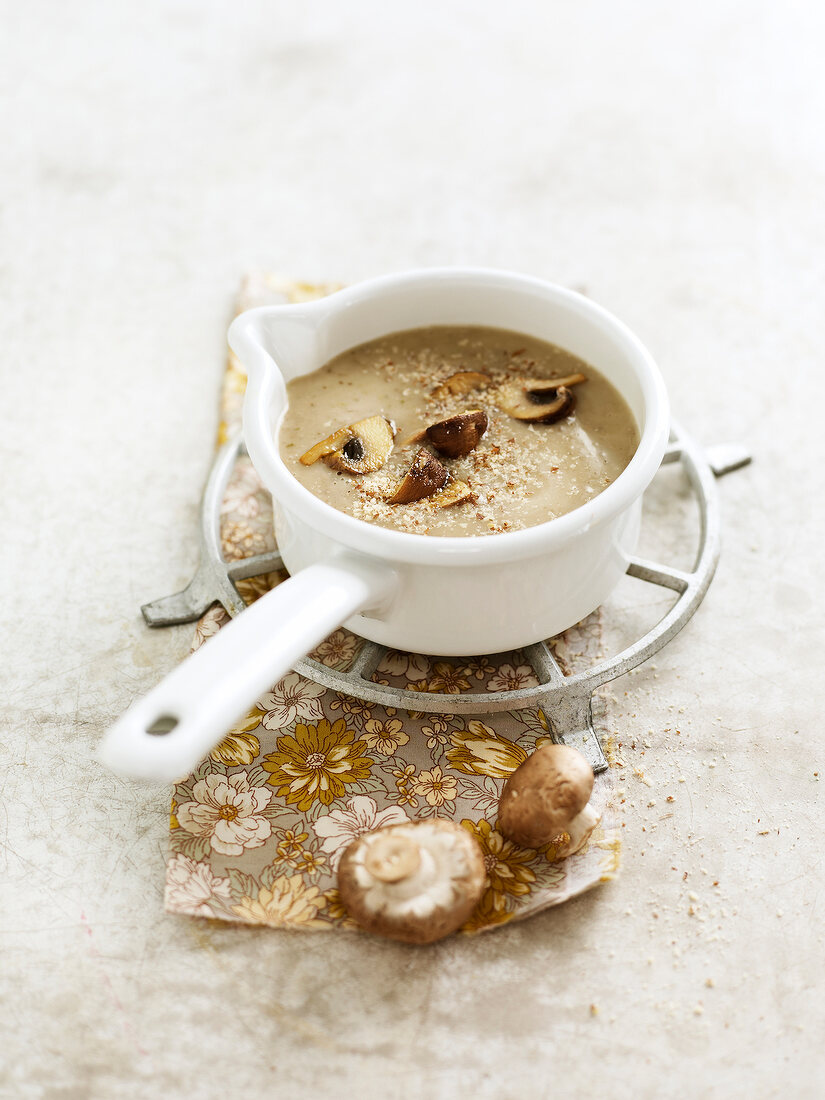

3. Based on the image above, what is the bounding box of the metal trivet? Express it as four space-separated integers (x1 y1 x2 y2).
142 426 750 774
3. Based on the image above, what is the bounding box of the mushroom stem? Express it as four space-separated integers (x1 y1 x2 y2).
365 834 421 883
549 802 601 859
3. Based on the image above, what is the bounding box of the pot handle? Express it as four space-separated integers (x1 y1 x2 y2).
98 555 397 784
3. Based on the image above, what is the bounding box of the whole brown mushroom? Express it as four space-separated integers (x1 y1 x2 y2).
337 819 486 944
498 743 600 856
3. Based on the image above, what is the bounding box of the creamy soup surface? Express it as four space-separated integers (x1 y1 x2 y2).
279 326 639 537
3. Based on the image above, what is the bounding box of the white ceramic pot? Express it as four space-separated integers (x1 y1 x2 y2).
100 268 668 782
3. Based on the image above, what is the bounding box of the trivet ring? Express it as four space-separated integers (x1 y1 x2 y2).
141 425 749 773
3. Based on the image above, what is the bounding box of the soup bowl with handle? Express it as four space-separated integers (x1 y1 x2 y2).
100 268 669 782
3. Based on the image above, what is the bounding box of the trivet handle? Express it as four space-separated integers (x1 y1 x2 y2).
98 555 397 783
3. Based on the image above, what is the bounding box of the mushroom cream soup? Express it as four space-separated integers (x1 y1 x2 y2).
279 326 639 537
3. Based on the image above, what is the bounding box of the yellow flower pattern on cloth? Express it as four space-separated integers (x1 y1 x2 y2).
164 274 620 936
262 719 373 811
232 874 328 928
361 716 409 755
461 817 553 904
176 772 273 857
210 708 262 766
446 722 528 778
413 766 458 808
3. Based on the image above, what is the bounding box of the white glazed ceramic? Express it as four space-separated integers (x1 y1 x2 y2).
100 268 668 781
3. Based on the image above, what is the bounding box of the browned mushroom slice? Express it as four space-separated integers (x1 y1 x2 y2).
425 410 487 458
524 372 587 397
430 477 475 508
305 415 396 474
497 373 586 423
523 385 575 424
386 448 449 504
323 415 396 474
430 371 490 401
299 425 353 466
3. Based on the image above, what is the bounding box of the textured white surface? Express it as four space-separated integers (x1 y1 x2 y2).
2 1 824 1096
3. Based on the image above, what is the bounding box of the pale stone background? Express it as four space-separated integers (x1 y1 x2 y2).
2 1 824 1096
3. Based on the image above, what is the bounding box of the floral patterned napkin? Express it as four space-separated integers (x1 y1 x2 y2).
164 276 620 935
